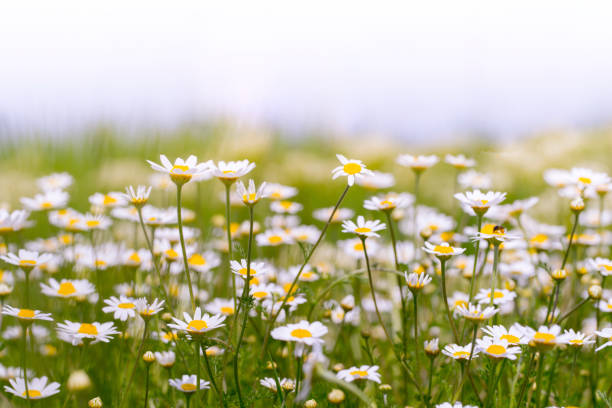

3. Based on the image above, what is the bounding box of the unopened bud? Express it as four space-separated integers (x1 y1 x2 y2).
570 197 585 213
304 399 318 408
588 285 602 300
328 389 345 404
88 397 103 408
551 269 568 281
67 370 91 392
143 351 155 364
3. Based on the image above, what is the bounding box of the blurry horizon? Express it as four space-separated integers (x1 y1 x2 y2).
2 0 612 141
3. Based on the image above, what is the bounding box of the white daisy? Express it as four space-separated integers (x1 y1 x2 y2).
2 305 53 323
594 327 612 351
168 307 226 336
88 192 127 209
356 171 395 190
458 170 492 190
476 338 521 360
56 321 119 345
313 207 354 223
4 376 60 400
331 154 374 186
270 200 303 214
102 296 137 321
422 242 466 260
396 154 439 172
558 329 595 348
454 190 506 215
256 229 294 247
442 344 479 361
154 351 176 368
207 160 256 182
337 365 381 383
40 279 95 299
20 190 69 211
37 172 73 192
405 272 432 291
121 185 152 208
271 320 328 346
474 288 517 306
134 298 165 319
456 303 498 322
236 179 268 205
260 377 296 392
364 193 413 212
588 257 612 277
523 325 563 348
147 155 209 185
0 249 52 270
264 183 298 200
482 324 527 345
169 374 210 393
445 154 475 169
341 216 386 238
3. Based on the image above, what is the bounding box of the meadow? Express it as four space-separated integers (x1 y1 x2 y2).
0 126 610 408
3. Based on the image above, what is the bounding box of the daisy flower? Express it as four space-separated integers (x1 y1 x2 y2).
363 193 413 212
82 214 112 231
3 305 53 323
597 298 612 313
356 171 395 190
405 272 432 291
456 303 498 322
482 324 527 345
250 284 282 301
122 185 152 208
454 190 506 215
445 154 475 169
169 375 210 393
264 183 298 200
341 216 386 239
147 155 209 185
523 325 563 349
168 307 226 336
155 351 176 368
543 169 572 188
37 172 73 191
422 242 466 260
271 320 328 346
331 154 374 186
458 170 492 190
102 296 137 321
475 224 520 243
337 365 381 383
289 225 320 244
442 344 479 360
4 376 60 400
474 288 517 306
449 292 469 314
313 207 354 223
206 298 235 316
396 154 439 172
260 377 296 392
207 160 255 183
1 249 52 270
134 298 165 319
436 402 478 408
56 321 119 345
424 338 440 356
236 179 268 206
89 192 127 209
20 190 69 211
588 257 612 277
0 210 31 234
559 329 595 348
270 200 303 214
231 259 268 281
256 229 294 247
40 279 95 299
476 338 521 360
594 327 612 351
188 251 221 273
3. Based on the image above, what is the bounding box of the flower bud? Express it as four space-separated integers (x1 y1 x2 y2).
281 380 295 392
379 384 392 392
551 269 568 281
143 351 155 364
328 389 345 404
570 197 585 213
304 399 318 408
88 397 103 408
0 283 13 298
332 363 344 372
588 284 602 300
67 370 91 392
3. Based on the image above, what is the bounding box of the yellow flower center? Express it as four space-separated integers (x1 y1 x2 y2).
353 242 364 251
486 344 507 355
220 306 234 315
530 234 548 244
189 254 206 266
41 202 53 209
252 291 268 299
600 264 612 271
222 170 235 175
22 390 42 398
17 309 36 319
238 268 256 276
578 177 591 184
95 260 106 267
343 162 362 175
243 193 257 202
128 253 141 263
165 249 179 258
569 339 583 344
181 383 197 391
280 201 293 209
57 282 77 296
534 332 555 343
434 245 454 254
440 231 454 241
268 235 283 244
171 165 189 173
187 319 208 331
380 200 394 208
349 370 368 377
103 195 117 205
19 260 36 266
302 272 314 279
354 227 371 234
500 334 520 344
453 300 468 309
453 351 470 358
78 323 98 335
290 328 312 338
487 290 504 299
118 302 135 309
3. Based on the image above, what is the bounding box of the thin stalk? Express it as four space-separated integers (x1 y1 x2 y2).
453 323 478 402
543 350 561 406
441 259 459 342
195 341 201 408
143 365 151 408
176 185 196 310
120 321 149 408
488 242 501 309
467 214 483 302
203 348 221 398
413 292 421 385
224 183 237 311
24 270 30 308
491 359 507 407
427 357 435 406
412 172 421 262
544 282 559 325
535 352 545 408
260 184 351 357
516 351 536 408
560 212 579 270
22 326 32 408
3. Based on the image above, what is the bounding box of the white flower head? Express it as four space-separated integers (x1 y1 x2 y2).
331 154 374 186
147 155 209 185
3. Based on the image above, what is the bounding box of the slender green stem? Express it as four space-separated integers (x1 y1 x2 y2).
412 172 421 262
413 292 421 385
385 211 408 356
489 242 500 309
195 341 201 408
260 184 351 357
516 350 536 408
120 321 149 408
560 212 579 270
427 357 434 407
224 183 237 311
203 348 221 397
22 326 32 408
491 359 506 407
467 215 483 302
441 259 459 342
143 365 151 408
453 323 478 402
176 185 196 311
543 349 560 406
544 282 559 325
535 352 545 408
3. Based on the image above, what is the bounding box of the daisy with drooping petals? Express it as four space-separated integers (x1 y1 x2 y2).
122 185 152 208
264 183 298 200
237 179 268 206
56 321 119 345
207 160 255 182
364 193 413 212
102 296 137 321
458 170 492 190
456 303 498 322
474 288 517 306
422 242 466 260
3 305 53 323
442 344 479 360
445 154 475 169
523 325 563 349
424 338 440 356
482 324 527 345
270 200 303 214
397 154 439 172
231 259 268 281
256 229 294 247
21 190 69 211
169 375 210 393
89 192 127 209
594 327 612 351
260 377 296 392
155 351 176 368
148 155 209 185
356 171 395 190
37 172 73 192
337 365 381 383
454 190 506 215
559 329 595 348
168 307 226 337
405 272 432 291
40 279 95 299
476 338 521 360
271 320 328 346
331 154 374 186
4 376 60 400
134 298 165 320
341 216 386 239
588 257 612 277
1 249 52 270
0 210 31 234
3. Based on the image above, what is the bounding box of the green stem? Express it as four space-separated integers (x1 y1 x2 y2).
467 214 483 302
413 292 421 385
535 352 545 408
385 211 408 360
412 172 421 263
560 212 579 270
203 348 221 398
453 323 478 402
120 321 149 408
22 325 32 408
489 242 500 309
224 183 237 312
143 365 151 408
176 184 196 311
195 341 201 408
441 259 459 342
427 356 434 406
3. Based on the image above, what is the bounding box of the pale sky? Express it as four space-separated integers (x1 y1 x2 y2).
2 0 612 140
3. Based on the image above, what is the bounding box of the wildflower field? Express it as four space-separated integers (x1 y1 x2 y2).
0 128 611 408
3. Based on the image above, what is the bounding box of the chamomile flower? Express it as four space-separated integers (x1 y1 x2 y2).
594 327 612 351
445 154 476 169
148 155 209 185
0 210 31 234
271 320 328 346
256 229 294 247
21 190 69 211
424 338 440 356
337 365 381 383
237 179 268 205
134 298 165 319
342 216 386 239
4 376 60 400
449 292 469 314
270 200 303 214
1 249 52 270
56 321 119 345
396 154 439 172
37 172 74 192
40 279 95 299
523 325 563 349
597 298 612 313
442 344 479 360
436 402 478 408
313 207 354 223
422 242 466 260
250 284 282 301
260 377 296 392
169 375 210 393
364 193 413 212
474 288 517 306
207 160 255 183
476 338 521 360
331 154 374 186
482 324 527 345
456 303 498 322
405 272 432 291
231 259 268 281
290 225 320 244
187 251 221 273
356 171 395 190
264 183 298 200
167 307 226 336
588 257 612 277
454 190 506 215
88 192 127 209
458 170 492 190
102 296 137 321
155 351 176 368
121 185 152 208
3 305 53 323
559 329 595 348
475 224 520 243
